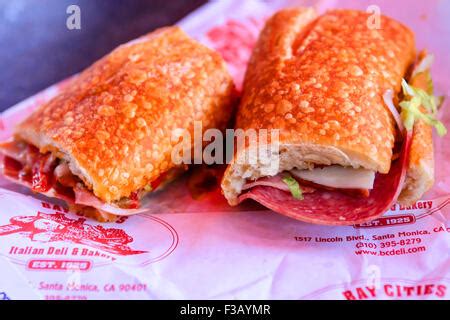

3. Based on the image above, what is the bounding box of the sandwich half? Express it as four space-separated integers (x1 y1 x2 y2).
1 26 235 221
221 8 445 225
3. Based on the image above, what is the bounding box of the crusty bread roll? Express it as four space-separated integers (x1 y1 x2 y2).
5 26 235 216
222 8 420 206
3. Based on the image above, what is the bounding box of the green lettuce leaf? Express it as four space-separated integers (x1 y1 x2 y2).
400 79 447 136
282 174 303 200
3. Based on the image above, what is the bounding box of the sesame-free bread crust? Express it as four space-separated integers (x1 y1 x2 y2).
222 8 416 205
16 26 235 203
398 118 434 205
398 52 435 205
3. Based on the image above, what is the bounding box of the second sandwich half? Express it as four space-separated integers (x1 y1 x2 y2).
0 27 235 221
222 8 444 225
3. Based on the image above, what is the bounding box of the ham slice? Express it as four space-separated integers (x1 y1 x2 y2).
242 175 316 194
0 139 184 217
238 132 412 225
0 143 149 216
1 161 149 216
73 186 149 216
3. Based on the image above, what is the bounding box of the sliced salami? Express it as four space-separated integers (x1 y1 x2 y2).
238 133 412 225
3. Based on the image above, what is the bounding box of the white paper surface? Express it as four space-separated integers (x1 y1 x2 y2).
0 0 449 300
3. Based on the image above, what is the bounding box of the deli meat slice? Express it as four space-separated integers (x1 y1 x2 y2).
1 154 148 216
242 175 316 193
73 187 149 216
238 133 412 225
243 175 290 192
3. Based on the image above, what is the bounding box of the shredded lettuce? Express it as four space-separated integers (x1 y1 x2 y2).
400 78 447 136
282 174 303 200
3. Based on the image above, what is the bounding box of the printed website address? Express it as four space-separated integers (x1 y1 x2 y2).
355 245 426 256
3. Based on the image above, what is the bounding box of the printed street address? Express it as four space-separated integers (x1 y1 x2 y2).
294 225 449 256
40 282 148 300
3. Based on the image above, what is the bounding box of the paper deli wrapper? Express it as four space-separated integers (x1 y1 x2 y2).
0 0 449 300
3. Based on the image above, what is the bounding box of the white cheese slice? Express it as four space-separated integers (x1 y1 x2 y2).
291 165 375 190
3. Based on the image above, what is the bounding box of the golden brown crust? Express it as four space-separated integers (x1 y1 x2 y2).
398 118 434 204
16 26 235 202
408 122 433 171
398 52 435 204
236 8 415 173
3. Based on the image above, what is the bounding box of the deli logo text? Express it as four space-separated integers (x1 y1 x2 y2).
342 283 446 300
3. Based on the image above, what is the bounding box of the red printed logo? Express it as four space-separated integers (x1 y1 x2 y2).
342 283 447 300
0 212 146 255
301 279 449 299
27 259 91 271
354 214 416 229
0 198 179 269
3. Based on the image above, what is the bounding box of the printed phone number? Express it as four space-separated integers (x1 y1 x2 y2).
355 237 422 249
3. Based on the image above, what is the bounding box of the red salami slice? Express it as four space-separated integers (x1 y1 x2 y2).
238 132 412 225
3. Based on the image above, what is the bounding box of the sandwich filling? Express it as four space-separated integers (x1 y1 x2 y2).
242 166 375 199
237 54 445 204
0 140 179 216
